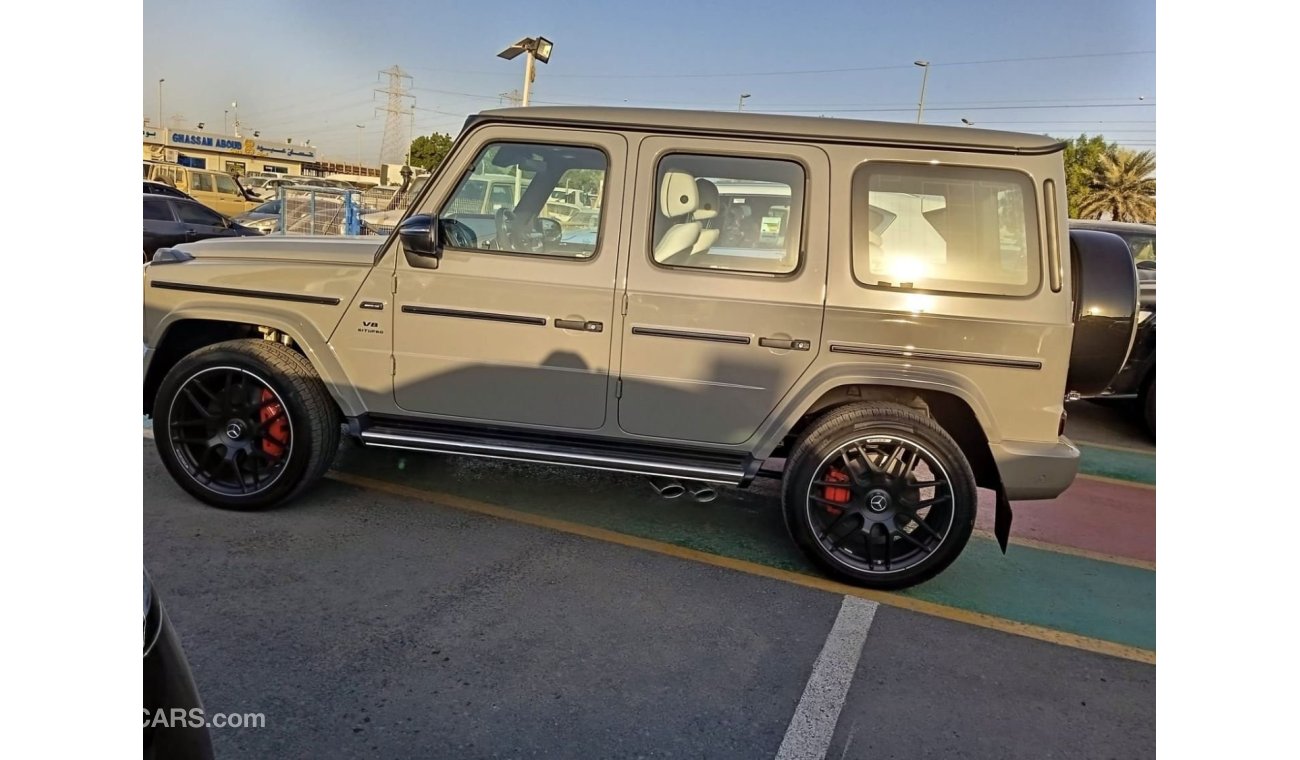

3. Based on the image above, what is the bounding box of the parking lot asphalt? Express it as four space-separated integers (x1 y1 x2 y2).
144 440 1155 759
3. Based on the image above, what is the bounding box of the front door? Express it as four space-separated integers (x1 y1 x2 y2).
173 200 239 244
618 138 829 445
391 127 626 431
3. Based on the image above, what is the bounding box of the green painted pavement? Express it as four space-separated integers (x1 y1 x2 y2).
1078 443 1156 486
333 443 1155 652
900 538 1154 650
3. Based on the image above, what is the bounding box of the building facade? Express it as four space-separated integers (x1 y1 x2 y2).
143 127 317 177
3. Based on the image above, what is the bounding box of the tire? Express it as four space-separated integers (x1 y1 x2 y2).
1140 375 1156 440
782 402 977 590
152 339 340 510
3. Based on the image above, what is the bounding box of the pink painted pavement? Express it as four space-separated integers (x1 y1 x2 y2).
977 478 1156 564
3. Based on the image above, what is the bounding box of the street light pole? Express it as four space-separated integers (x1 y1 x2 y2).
498 36 553 202
158 79 165 130
499 36 553 108
355 124 365 169
914 60 930 123
738 92 751 111
522 51 536 107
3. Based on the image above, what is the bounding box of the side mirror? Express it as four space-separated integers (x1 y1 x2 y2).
398 214 442 268
536 217 563 243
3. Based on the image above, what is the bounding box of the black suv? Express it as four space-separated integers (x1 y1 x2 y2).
1069 220 1156 437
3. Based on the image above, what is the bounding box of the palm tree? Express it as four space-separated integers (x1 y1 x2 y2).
1077 148 1156 222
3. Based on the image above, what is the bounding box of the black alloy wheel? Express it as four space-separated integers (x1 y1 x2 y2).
153 339 340 510
783 403 976 589
805 436 954 576
166 366 293 498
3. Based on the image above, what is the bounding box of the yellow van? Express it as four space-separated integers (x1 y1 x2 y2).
143 161 258 217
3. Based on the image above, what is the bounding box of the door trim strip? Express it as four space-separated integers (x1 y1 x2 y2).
630 326 752 345
829 343 1042 370
149 281 341 306
401 305 547 326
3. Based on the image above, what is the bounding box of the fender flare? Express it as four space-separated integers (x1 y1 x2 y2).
150 304 367 418
749 361 1001 458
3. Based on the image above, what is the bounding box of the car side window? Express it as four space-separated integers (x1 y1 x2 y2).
214 174 239 195
851 163 1040 297
191 172 214 193
143 197 174 221
650 154 804 275
1125 234 1155 263
438 142 607 259
175 202 225 227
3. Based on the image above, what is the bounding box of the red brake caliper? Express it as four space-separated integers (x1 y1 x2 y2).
822 467 851 515
259 389 288 458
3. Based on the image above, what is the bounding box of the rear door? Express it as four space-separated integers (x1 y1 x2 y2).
143 196 185 258
212 172 250 216
617 137 829 445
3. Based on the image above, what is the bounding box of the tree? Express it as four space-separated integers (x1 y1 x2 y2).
407 132 455 171
1077 147 1156 223
1061 134 1112 218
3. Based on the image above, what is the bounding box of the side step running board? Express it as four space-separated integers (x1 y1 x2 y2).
359 426 753 485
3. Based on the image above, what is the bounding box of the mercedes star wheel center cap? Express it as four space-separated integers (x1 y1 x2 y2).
226 421 245 440
866 489 890 513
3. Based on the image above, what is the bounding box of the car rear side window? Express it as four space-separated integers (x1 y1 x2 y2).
851 163 1040 297
651 154 804 275
143 198 173 221
191 172 214 193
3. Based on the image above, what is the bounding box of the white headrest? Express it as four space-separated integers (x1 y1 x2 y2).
660 171 698 218
692 178 719 221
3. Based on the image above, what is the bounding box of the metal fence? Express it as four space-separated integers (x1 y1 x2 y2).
276 187 361 236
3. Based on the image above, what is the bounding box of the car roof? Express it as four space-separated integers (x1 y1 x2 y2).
1068 219 1155 234
471 106 1064 155
142 192 198 203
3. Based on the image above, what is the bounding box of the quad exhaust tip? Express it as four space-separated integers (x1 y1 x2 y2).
647 477 718 503
647 476 686 499
685 481 718 503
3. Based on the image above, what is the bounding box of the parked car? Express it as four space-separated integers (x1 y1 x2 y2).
1069 219 1156 437
358 176 435 234
360 173 523 234
144 570 214 760
231 199 282 234
231 195 349 235
144 180 194 201
142 107 1139 590
144 161 261 217
143 194 260 261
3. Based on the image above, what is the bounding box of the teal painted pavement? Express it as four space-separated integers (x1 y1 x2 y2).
1078 443 1155 486
332 443 1155 651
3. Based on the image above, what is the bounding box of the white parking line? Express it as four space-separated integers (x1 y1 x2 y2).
774 595 878 760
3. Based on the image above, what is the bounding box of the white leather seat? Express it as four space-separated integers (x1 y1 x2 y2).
653 171 702 262
691 178 721 255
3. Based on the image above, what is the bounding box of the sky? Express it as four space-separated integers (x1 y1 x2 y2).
142 0 1156 165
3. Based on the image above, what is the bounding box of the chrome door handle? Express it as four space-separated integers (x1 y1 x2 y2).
759 337 811 351
554 318 603 333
